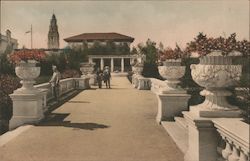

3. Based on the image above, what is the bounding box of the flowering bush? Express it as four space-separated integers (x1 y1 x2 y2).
186 32 250 56
158 44 188 61
8 49 46 64
0 75 21 121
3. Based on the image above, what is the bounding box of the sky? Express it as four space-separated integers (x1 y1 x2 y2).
1 0 249 49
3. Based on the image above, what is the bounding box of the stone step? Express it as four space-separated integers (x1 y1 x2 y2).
174 117 188 129
161 121 188 153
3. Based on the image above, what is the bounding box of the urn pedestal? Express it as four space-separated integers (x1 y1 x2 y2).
156 60 190 123
9 61 45 130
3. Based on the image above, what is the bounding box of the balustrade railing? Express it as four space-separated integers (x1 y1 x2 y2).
150 78 166 93
213 119 249 161
35 78 79 111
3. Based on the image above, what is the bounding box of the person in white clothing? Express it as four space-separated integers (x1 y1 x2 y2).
49 65 61 102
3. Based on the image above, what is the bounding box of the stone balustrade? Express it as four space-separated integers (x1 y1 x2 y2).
35 78 80 112
132 74 151 90
214 119 249 161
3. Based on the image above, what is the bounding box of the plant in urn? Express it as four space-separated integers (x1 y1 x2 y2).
9 49 46 94
80 62 95 78
158 45 188 93
186 33 248 117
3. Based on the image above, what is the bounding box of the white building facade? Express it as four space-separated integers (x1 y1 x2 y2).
0 30 18 54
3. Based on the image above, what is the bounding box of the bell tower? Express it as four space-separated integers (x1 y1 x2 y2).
48 14 59 49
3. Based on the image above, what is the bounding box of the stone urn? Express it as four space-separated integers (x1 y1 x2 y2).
158 59 186 93
14 60 40 94
80 62 95 77
190 51 242 117
80 62 96 85
132 63 144 75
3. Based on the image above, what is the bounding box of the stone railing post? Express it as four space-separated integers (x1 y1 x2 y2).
9 60 46 130
156 59 191 123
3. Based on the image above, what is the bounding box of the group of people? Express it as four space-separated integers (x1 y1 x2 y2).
96 66 111 89
49 65 112 103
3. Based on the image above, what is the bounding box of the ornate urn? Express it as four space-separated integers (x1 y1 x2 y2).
14 60 40 94
190 51 242 116
158 59 186 93
80 62 95 76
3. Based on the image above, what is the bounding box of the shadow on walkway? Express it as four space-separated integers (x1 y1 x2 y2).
38 113 109 131
67 100 91 104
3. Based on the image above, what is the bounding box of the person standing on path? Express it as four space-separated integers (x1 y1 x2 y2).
96 67 103 88
49 65 61 102
103 66 111 88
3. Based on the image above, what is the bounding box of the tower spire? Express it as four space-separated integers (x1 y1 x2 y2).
48 13 59 49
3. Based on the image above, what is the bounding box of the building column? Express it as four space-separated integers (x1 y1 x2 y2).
111 58 114 72
121 58 124 72
100 58 104 70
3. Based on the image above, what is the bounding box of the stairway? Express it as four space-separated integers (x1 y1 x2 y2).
161 116 188 153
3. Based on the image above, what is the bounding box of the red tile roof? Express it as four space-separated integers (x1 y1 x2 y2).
64 32 134 42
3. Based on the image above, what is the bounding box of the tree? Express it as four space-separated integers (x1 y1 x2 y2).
138 39 158 64
0 44 15 75
130 46 138 55
137 39 160 78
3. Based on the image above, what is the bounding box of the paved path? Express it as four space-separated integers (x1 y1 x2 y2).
0 77 183 161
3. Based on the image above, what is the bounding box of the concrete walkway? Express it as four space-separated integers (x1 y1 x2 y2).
0 77 183 161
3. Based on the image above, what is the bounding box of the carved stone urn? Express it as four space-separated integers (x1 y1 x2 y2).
14 60 40 94
190 51 242 117
158 59 186 93
80 62 96 85
80 62 95 77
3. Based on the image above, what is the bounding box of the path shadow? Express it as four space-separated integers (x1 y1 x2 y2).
38 113 109 131
67 100 91 103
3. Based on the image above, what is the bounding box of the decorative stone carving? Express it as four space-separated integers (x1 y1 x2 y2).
190 63 242 116
10 60 45 130
14 60 40 94
80 62 95 85
80 62 95 76
158 65 186 93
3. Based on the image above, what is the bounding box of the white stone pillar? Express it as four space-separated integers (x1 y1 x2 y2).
156 92 190 124
183 111 219 161
9 92 44 130
111 58 114 72
100 58 104 70
121 58 124 72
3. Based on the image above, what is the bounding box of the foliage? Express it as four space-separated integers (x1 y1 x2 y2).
8 49 46 64
158 44 189 61
0 45 15 75
85 41 130 55
130 46 139 55
138 39 158 64
0 75 21 121
61 69 80 79
186 32 250 56
40 48 87 76
137 39 160 78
